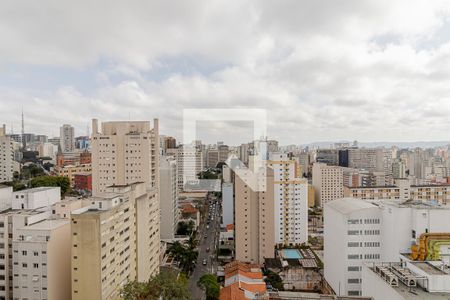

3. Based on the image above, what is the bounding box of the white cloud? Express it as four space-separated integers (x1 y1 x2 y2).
1 0 450 144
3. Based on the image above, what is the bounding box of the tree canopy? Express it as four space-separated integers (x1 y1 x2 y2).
29 176 70 196
121 270 191 300
197 274 220 300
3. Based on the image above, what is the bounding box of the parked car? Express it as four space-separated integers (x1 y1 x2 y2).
202 259 207 265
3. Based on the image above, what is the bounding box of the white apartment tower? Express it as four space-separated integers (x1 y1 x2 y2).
324 197 450 297
0 187 67 300
312 163 344 207
59 124 75 153
167 144 204 192
0 125 15 183
268 153 308 245
159 156 178 240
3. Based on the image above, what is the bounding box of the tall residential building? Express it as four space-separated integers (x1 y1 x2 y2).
235 166 275 264
167 144 204 192
324 197 450 297
13 219 71 300
268 153 308 245
59 124 75 153
159 156 178 240
90 119 160 279
312 163 344 207
0 187 64 300
71 183 159 300
0 125 15 182
392 160 407 179
91 119 160 195
222 182 234 227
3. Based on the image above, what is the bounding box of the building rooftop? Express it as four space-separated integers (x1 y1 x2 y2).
21 219 69 231
326 198 377 214
15 187 59 193
366 262 450 300
0 208 47 216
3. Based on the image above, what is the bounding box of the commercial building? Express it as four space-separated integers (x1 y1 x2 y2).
324 197 450 296
316 149 339 166
347 148 384 172
159 156 178 240
73 173 92 192
71 183 159 300
60 124 75 153
312 163 344 207
55 164 92 186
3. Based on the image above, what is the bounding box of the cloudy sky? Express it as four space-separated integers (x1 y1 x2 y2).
1 0 450 145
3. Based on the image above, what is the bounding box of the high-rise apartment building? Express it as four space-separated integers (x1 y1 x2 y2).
268 153 308 245
347 148 384 172
160 156 178 240
91 119 160 195
312 163 344 207
235 153 308 264
59 124 75 153
0 125 16 183
71 183 159 300
167 144 204 192
13 219 71 300
90 119 160 282
235 166 275 264
0 187 65 300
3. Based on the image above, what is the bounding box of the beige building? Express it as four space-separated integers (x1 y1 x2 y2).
91 119 160 195
345 182 450 205
71 183 159 300
235 166 275 264
312 163 344 207
13 219 71 300
55 163 92 185
0 125 16 183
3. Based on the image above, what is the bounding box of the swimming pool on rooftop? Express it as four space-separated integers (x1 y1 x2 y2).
281 249 303 259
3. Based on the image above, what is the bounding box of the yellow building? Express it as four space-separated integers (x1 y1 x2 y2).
71 183 159 300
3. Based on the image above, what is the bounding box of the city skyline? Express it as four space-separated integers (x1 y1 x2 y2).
2 1 450 144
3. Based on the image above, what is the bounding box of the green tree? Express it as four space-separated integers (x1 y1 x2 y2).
29 176 70 196
197 274 220 300
121 270 191 300
263 269 284 291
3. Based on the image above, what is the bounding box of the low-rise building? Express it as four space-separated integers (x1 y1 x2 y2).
220 261 268 300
